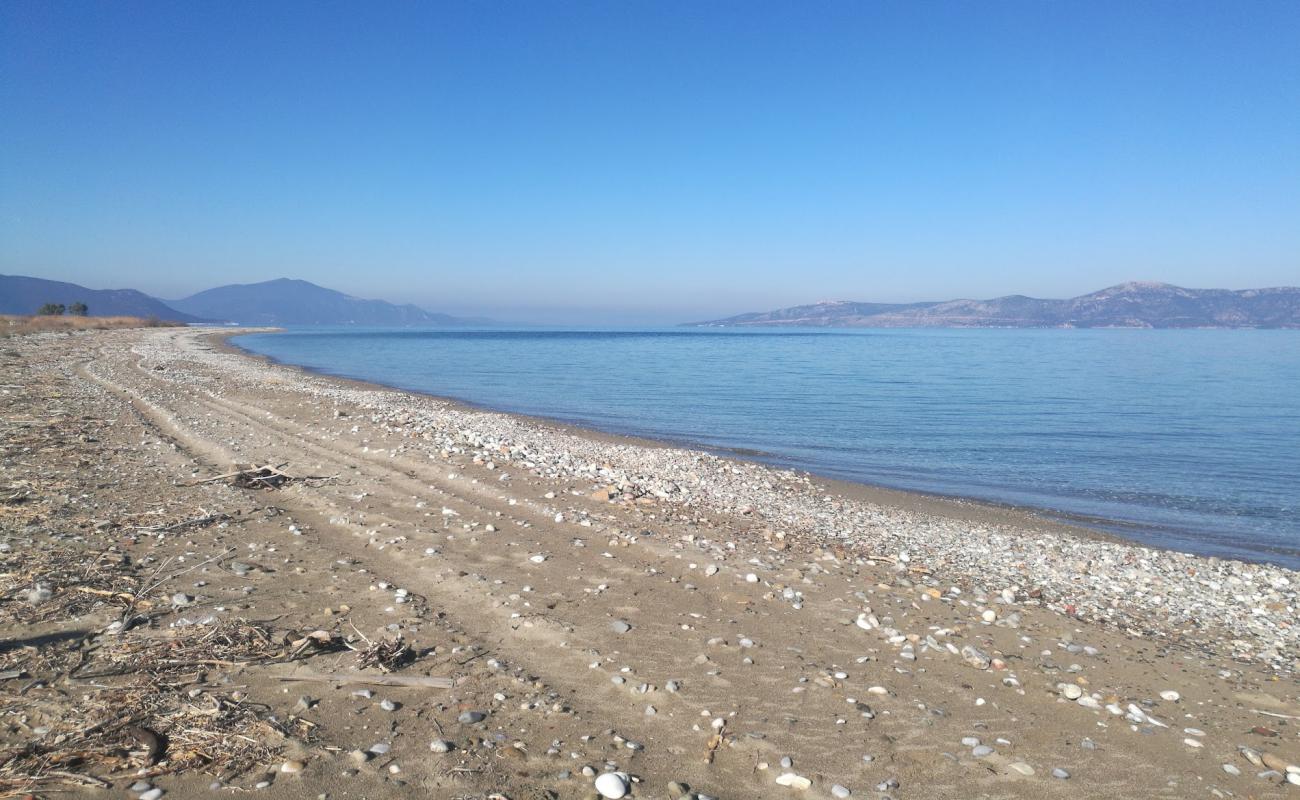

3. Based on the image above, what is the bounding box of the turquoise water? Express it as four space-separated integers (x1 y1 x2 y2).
233 328 1300 568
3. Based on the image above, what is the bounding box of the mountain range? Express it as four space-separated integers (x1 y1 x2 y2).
690 282 1300 329
0 274 210 322
0 275 486 326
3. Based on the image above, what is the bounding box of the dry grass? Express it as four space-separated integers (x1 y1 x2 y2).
0 315 184 337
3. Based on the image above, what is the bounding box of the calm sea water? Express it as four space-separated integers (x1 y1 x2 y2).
233 328 1300 568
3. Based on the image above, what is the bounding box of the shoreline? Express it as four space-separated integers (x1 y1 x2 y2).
7 325 1299 799
222 327 1267 564
189 326 1300 666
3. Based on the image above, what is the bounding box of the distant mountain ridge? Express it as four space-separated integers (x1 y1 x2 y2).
0 274 485 326
690 282 1300 329
0 274 208 322
168 278 486 325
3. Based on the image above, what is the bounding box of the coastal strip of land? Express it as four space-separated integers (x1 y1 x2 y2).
1 326 1297 799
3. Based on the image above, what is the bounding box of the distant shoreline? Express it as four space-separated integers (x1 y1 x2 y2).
688 281 1300 328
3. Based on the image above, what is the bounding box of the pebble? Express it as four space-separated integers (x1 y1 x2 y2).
1160 690 1181 702
368 742 390 755
611 620 632 634
1008 762 1035 776
429 739 454 753
972 745 994 757
1051 768 1070 779
775 772 812 789
1261 752 1291 771
130 781 152 792
1221 764 1240 776
594 771 630 799
831 784 851 798
1060 683 1083 700
140 790 163 800
281 760 304 774
458 710 486 724
961 645 991 670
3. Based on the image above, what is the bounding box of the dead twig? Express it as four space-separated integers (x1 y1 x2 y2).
273 670 452 689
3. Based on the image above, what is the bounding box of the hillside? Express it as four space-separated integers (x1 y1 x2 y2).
167 278 481 325
691 282 1300 329
0 274 204 322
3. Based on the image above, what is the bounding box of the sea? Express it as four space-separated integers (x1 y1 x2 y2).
232 327 1300 569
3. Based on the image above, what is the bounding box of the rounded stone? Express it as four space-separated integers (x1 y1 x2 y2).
594 771 630 799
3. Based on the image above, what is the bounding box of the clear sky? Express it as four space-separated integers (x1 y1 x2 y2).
2 2 1298 324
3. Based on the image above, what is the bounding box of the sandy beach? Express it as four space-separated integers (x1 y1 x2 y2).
2 326 1298 800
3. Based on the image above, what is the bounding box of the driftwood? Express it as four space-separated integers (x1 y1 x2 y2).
273 668 452 689
133 510 230 533
1252 709 1300 720
194 464 337 490
195 464 295 490
344 624 414 672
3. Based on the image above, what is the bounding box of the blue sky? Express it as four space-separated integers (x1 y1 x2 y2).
2 2 1298 324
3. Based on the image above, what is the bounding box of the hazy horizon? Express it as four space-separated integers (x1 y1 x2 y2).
9 271 1300 327
3 3 1299 325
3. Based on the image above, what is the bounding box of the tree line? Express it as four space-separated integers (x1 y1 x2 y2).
37 302 89 316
